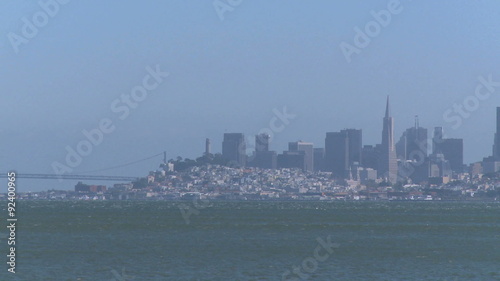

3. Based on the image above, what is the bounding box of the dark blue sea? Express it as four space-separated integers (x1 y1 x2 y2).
1 201 499 280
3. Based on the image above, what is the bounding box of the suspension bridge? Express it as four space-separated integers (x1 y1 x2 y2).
0 174 138 181
0 152 168 182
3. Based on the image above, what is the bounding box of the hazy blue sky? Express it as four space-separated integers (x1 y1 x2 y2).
1 0 500 191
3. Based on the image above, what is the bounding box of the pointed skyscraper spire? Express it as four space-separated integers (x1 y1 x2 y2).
380 95 398 183
385 95 391 118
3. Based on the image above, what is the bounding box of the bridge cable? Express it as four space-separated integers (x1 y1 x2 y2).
76 152 164 175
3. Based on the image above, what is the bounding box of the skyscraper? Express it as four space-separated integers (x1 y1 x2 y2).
379 96 398 183
222 133 246 167
395 116 428 162
325 131 349 178
432 127 444 155
325 129 362 179
288 141 314 172
441 139 464 173
361 145 379 170
493 107 500 160
344 129 362 165
433 127 463 173
251 133 277 169
255 133 270 152
277 151 306 170
313 148 325 171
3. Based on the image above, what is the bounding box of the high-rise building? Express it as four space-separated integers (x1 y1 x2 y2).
428 153 451 177
433 127 464 173
432 127 444 155
277 151 306 170
288 141 314 172
396 116 428 162
344 129 362 165
362 145 379 170
255 133 270 153
325 129 362 178
259 152 277 169
313 148 325 171
222 133 246 167
325 131 349 178
250 133 277 169
379 96 398 183
440 139 463 173
394 116 429 183
493 107 500 160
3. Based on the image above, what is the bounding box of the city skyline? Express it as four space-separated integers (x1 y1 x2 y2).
216 96 470 184
2 1 500 192
6 95 500 191
201 97 492 166
7 96 500 191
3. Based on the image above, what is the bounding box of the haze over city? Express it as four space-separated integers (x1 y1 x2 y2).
1 0 500 191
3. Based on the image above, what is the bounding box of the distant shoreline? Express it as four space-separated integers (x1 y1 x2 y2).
2 198 498 203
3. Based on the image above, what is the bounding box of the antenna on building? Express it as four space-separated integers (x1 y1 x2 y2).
163 151 167 164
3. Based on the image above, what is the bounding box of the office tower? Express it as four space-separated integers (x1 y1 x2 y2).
205 138 211 155
379 96 398 183
325 131 349 178
251 134 277 169
405 158 430 183
493 107 500 160
361 145 379 170
482 157 500 173
325 129 363 178
395 117 429 183
428 153 452 177
313 148 325 171
396 116 428 162
256 133 270 152
344 129 362 165
288 141 314 172
432 127 444 154
440 139 463 173
277 151 306 170
222 133 246 167
253 151 277 169
432 127 464 173
485 108 500 173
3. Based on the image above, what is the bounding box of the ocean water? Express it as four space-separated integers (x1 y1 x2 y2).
1 201 499 280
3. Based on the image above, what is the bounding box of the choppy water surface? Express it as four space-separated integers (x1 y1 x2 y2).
2 201 499 280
